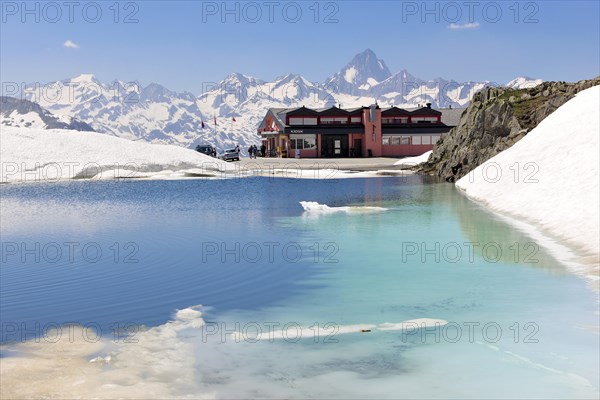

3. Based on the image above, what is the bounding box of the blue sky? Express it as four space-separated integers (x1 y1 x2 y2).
1 0 599 93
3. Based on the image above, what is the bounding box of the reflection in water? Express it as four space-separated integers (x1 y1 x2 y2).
0 177 598 399
447 184 569 274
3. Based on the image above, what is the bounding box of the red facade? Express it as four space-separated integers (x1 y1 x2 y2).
258 104 454 158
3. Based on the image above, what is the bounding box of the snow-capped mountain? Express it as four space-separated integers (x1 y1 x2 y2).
325 49 392 95
505 76 544 89
1 96 94 131
366 70 490 108
14 50 540 150
194 72 339 149
22 74 226 148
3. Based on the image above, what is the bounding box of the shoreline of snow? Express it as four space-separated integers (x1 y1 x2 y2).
456 86 600 283
393 150 432 168
0 126 233 184
0 126 418 184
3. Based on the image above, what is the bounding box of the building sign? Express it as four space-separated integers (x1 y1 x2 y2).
290 129 304 134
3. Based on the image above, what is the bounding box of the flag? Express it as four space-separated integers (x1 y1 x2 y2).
214 116 217 126
232 117 237 122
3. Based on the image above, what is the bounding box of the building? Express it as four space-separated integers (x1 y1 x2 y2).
257 103 463 158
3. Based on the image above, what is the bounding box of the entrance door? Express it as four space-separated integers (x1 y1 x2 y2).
321 135 349 157
353 139 363 157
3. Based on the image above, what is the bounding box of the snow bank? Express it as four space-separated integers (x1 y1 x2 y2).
0 126 230 183
457 86 600 277
394 150 432 167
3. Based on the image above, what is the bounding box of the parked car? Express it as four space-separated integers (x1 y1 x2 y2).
220 149 240 162
195 145 217 157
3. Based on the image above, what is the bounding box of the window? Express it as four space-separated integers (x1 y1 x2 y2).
350 116 362 123
290 135 316 150
382 117 408 124
422 136 431 145
431 135 441 144
289 117 317 125
383 135 412 145
412 116 438 124
412 135 421 145
302 138 316 149
320 116 348 124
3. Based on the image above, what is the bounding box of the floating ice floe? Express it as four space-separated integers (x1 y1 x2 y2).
300 201 388 214
228 318 449 342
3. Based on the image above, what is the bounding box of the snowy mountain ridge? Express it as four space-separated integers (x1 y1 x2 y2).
15 49 542 150
505 76 544 89
0 96 95 131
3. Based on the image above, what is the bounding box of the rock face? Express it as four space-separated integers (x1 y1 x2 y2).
420 77 600 182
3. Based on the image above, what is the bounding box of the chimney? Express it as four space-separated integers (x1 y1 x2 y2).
426 102 432 108
369 104 377 122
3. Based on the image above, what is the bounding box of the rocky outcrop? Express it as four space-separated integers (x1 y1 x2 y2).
420 77 600 182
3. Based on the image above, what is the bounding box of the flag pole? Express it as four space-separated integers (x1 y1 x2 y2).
214 115 219 154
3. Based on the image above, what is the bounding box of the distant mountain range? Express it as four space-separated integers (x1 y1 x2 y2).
11 49 542 149
0 96 94 131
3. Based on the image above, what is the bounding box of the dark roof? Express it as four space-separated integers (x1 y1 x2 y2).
318 106 349 116
410 106 442 116
285 106 319 116
381 107 411 117
258 105 462 133
345 107 364 115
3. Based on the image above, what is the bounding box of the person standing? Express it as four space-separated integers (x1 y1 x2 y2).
260 144 266 158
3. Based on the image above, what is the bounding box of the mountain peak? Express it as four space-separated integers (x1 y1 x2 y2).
326 49 392 95
70 73 98 84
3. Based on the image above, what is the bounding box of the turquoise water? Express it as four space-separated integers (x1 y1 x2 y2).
1 177 598 398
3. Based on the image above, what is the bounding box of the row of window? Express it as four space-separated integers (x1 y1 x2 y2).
288 116 363 125
382 134 442 146
288 134 441 148
381 117 409 124
289 116 439 126
289 136 317 150
412 116 439 123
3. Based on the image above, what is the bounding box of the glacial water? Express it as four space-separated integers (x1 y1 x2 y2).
0 176 598 399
